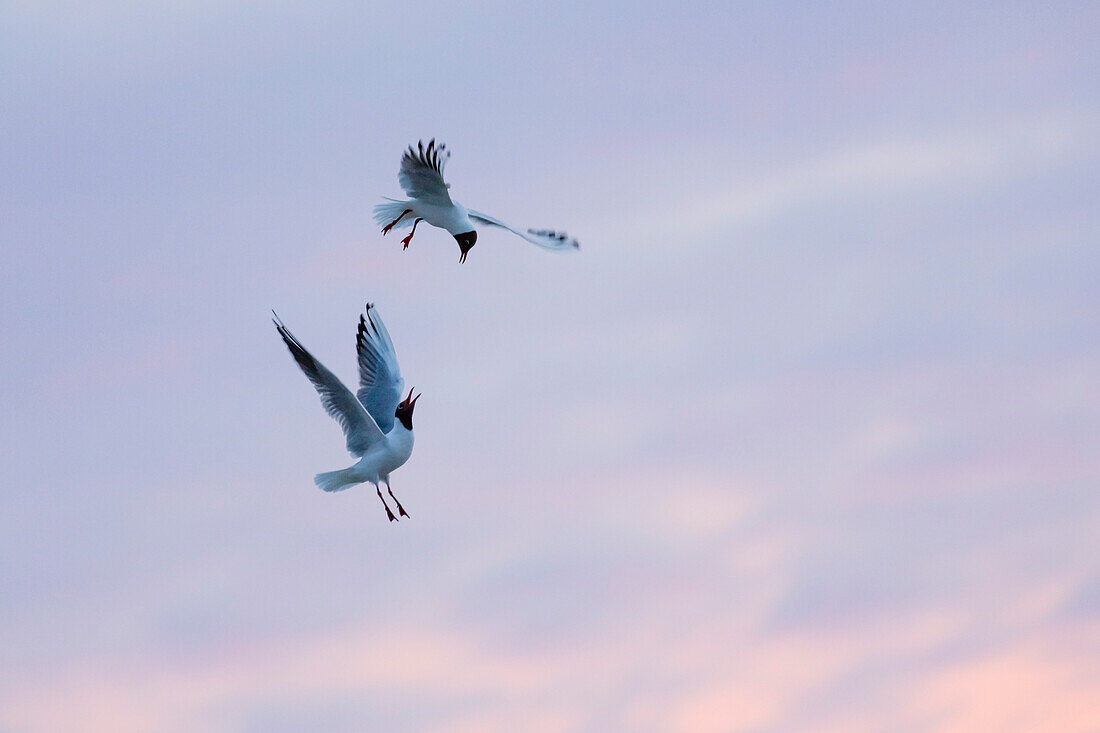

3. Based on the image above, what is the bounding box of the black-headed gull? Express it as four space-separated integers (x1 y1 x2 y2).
373 139 581 263
273 304 419 522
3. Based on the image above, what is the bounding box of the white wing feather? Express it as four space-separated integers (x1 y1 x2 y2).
356 304 405 434
274 313 385 457
398 139 452 204
467 209 580 252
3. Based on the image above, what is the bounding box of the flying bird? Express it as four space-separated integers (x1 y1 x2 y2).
373 139 581 262
273 305 419 522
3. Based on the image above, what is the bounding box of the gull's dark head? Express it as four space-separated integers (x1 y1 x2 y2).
395 387 420 430
454 230 477 263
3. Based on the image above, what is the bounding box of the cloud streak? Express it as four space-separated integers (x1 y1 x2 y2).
621 110 1099 242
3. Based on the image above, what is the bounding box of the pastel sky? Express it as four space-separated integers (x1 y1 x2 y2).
2 2 1098 731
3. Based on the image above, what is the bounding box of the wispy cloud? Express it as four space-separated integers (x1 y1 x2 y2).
620 110 1099 241
4 578 1096 732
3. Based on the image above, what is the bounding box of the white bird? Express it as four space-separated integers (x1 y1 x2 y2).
273 304 419 522
373 139 581 263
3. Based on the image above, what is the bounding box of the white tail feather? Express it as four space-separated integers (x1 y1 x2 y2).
314 468 357 493
373 198 415 230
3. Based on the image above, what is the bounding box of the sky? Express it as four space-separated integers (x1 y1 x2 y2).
1 1 1098 731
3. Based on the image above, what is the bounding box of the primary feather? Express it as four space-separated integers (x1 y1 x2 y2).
468 209 580 251
398 139 452 205
273 312 384 457
356 303 405 433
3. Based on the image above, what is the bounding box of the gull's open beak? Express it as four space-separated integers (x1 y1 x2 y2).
400 388 421 412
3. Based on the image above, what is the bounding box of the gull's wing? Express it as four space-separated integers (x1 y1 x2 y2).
356 303 405 434
273 313 384 457
467 209 580 252
399 139 452 204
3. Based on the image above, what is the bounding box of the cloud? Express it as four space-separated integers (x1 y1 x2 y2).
7 587 1095 733
618 110 1099 243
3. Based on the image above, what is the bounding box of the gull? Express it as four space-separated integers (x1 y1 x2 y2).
273 304 419 522
373 139 581 263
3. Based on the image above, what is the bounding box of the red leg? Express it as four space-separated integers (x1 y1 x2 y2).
382 209 412 235
376 485 397 522
387 482 409 517
401 218 423 250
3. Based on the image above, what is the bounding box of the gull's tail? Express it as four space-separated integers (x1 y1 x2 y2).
373 198 415 231
314 468 357 493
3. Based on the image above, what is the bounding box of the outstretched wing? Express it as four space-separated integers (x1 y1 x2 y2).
356 303 405 433
273 312 384 457
467 209 580 252
399 139 452 204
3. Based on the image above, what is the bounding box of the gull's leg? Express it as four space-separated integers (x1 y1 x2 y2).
386 481 409 518
382 209 412 235
375 484 397 522
400 218 423 250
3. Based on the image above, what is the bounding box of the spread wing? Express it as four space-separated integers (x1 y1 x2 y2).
399 139 452 204
273 312 384 457
467 209 580 252
356 303 405 434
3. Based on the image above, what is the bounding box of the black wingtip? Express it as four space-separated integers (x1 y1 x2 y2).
361 304 379 336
